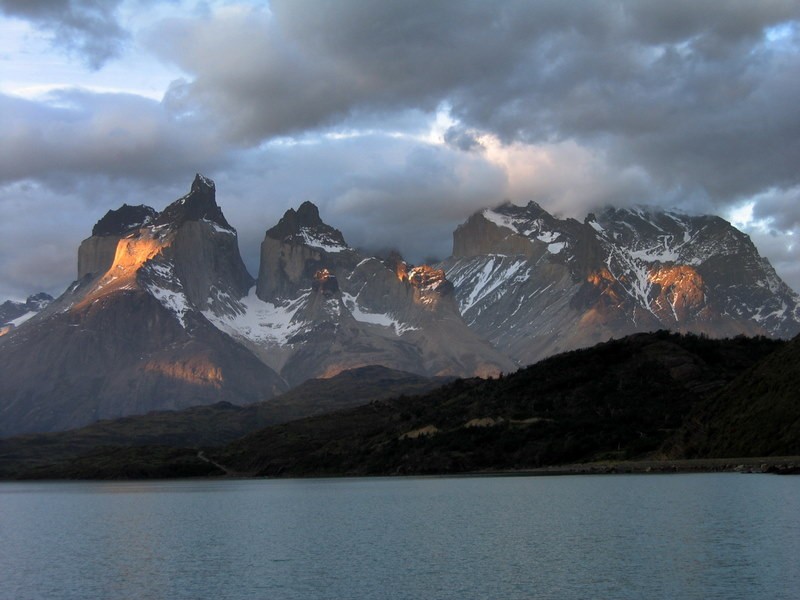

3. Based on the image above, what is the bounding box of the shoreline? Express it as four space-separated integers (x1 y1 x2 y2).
477 456 800 477
3 455 800 482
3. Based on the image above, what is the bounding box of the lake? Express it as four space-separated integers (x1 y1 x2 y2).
0 474 798 599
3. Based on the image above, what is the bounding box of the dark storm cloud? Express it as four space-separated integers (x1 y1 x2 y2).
0 0 128 68
210 134 509 275
751 186 800 232
0 90 227 186
143 0 800 290
153 1 800 200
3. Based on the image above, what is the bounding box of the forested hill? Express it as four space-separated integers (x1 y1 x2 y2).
216 331 785 477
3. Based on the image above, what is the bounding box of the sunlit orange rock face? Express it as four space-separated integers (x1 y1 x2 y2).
583 264 709 328
586 268 623 304
407 265 451 309
75 234 167 309
110 236 164 276
649 265 706 323
408 265 446 288
142 356 224 388
394 261 409 282
388 258 452 308
312 268 339 296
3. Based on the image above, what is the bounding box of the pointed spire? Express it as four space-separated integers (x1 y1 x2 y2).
153 174 231 230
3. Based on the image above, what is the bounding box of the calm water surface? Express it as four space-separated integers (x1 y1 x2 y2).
0 474 798 600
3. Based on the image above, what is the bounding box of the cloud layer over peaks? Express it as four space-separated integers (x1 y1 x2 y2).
0 1 799 299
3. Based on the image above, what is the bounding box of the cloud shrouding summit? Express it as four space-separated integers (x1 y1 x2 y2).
0 0 799 299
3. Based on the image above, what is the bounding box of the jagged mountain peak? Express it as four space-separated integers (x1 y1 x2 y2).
496 199 550 216
597 204 691 226
24 292 54 310
153 174 232 231
257 201 356 301
91 204 157 237
191 172 215 192
454 200 579 259
296 200 323 225
265 201 349 253
74 174 252 323
590 204 752 263
0 292 54 334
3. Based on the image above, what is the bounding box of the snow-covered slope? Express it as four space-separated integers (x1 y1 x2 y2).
442 202 800 366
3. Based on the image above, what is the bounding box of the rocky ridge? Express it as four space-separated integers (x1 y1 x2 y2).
0 176 512 436
209 200 515 385
441 201 800 365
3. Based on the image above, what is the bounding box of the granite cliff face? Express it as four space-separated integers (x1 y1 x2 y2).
207 202 516 386
441 202 800 365
0 175 285 437
77 204 157 279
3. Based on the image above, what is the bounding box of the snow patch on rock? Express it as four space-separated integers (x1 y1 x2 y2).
342 292 418 334
204 287 311 346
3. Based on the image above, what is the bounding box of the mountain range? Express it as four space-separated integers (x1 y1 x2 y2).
1 174 798 437
443 201 800 365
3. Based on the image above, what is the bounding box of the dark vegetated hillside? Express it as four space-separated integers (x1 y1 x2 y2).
11 446 224 480
669 334 800 458
216 331 783 476
0 366 448 478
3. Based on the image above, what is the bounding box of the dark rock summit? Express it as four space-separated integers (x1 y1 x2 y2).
92 204 157 237
265 201 345 244
257 201 355 302
152 173 232 230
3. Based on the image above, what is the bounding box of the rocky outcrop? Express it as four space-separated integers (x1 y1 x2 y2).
152 174 231 229
92 204 157 236
78 205 157 279
211 201 517 386
257 201 356 302
0 175 285 436
442 202 800 366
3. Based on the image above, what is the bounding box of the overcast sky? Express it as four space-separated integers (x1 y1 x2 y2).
1 0 799 300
